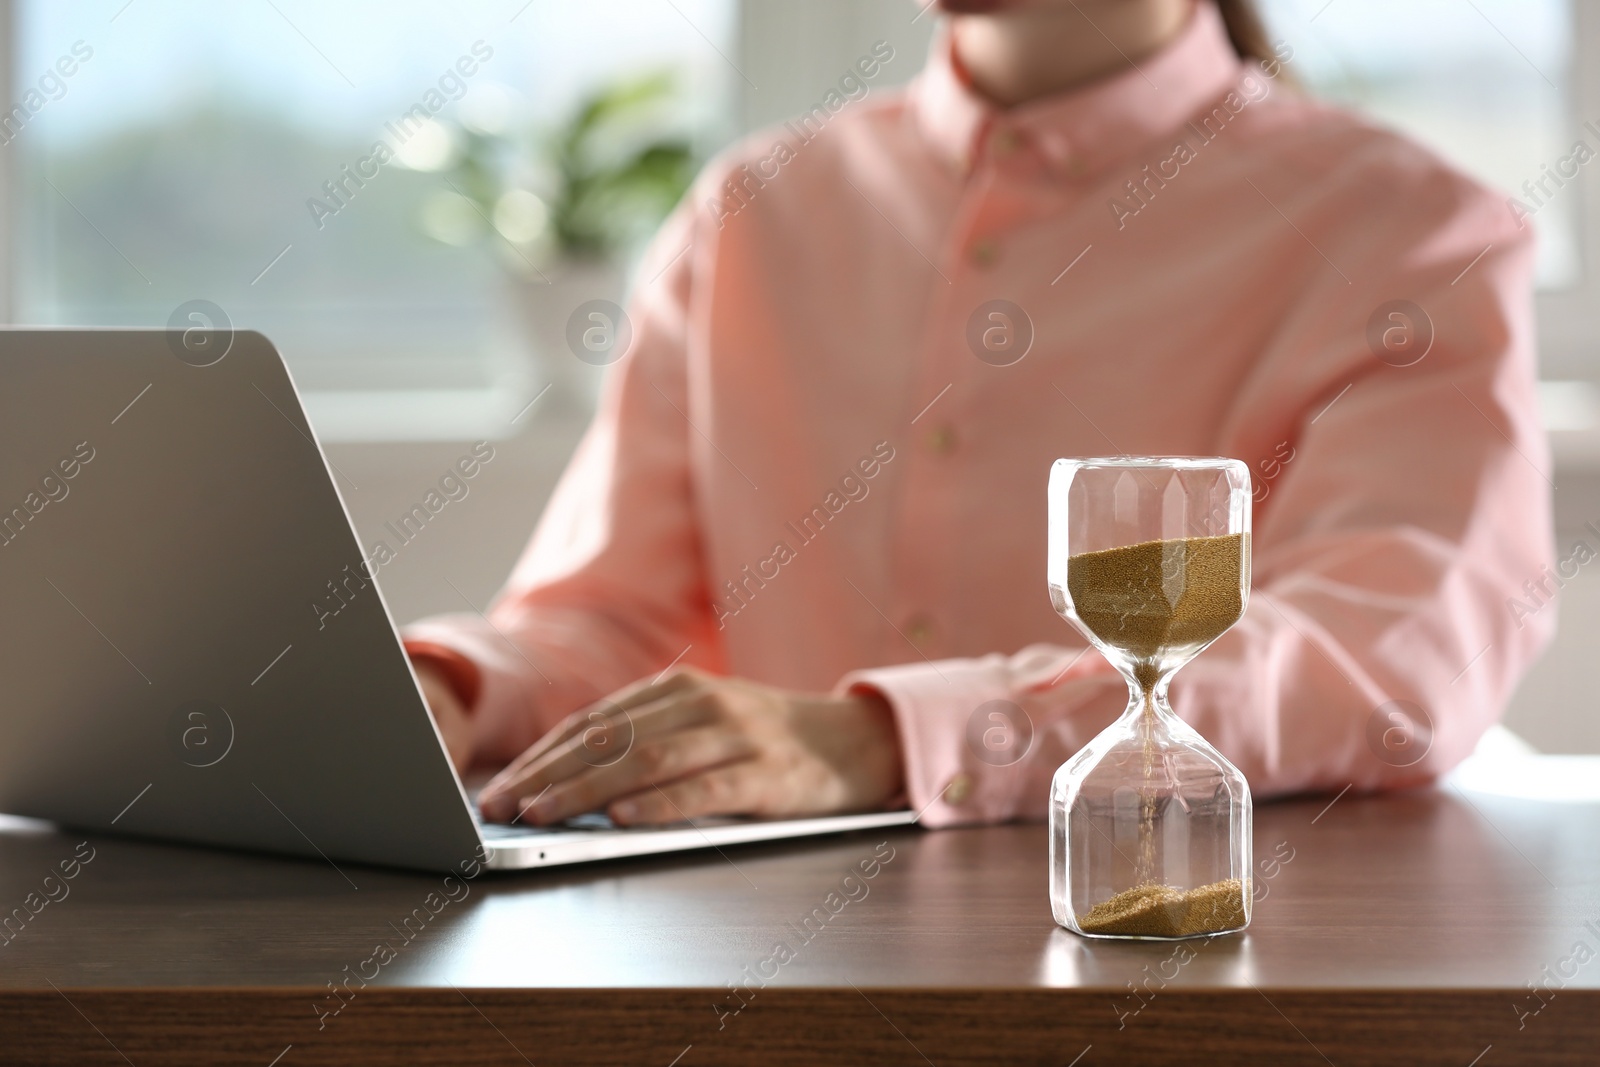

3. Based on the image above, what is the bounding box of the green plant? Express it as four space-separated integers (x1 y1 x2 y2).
423 71 696 266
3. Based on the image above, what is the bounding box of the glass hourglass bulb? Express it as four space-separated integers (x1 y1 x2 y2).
1046 457 1254 940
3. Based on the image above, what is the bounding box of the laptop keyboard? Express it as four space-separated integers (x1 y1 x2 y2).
478 812 622 838
478 811 751 838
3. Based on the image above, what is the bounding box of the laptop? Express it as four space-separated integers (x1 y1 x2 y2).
0 328 914 872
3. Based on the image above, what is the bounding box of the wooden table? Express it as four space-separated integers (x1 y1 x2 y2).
2 756 1598 1066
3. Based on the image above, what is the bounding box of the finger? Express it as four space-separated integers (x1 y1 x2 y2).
480 670 711 795
481 686 714 798
608 765 766 827
480 703 625 795
605 666 710 713
479 689 721 813
518 727 755 826
532 668 706 758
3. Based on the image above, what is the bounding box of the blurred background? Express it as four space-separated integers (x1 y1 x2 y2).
6 0 1595 750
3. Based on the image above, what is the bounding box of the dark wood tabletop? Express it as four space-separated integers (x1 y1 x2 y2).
1 757 1597 1066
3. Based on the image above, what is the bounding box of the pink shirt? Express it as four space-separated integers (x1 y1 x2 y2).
406 2 1554 826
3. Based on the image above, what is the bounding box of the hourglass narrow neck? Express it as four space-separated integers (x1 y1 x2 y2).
1118 669 1176 724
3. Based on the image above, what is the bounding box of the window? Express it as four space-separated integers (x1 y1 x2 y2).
11 0 735 439
11 2 1599 412
1259 0 1599 431
1258 0 1574 286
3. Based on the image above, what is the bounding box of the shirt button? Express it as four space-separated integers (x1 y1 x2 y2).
969 239 1000 268
943 773 974 805
906 614 936 645
1038 132 1069 161
927 425 957 455
991 128 1023 156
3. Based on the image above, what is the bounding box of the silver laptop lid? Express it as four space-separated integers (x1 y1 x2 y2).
0 328 484 873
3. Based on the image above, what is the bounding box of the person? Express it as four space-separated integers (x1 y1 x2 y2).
403 0 1554 829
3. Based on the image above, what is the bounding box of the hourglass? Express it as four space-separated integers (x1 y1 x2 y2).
1047 457 1253 939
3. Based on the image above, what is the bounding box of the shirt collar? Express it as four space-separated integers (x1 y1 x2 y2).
910 1 1245 180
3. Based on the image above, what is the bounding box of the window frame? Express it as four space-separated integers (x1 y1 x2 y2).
1535 0 1600 379
0 0 13 325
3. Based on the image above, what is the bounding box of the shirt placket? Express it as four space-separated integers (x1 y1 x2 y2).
887 124 1045 664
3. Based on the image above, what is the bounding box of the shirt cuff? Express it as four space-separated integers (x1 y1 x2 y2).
400 613 548 762
837 653 1122 828
403 640 483 711
836 656 1018 828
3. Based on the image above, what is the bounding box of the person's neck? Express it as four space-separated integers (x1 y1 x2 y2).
951 0 1194 108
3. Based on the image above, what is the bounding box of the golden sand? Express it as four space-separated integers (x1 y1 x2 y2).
1067 533 1250 885
1066 532 1249 691
1076 878 1247 937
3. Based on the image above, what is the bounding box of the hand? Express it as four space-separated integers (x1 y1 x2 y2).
415 659 474 774
475 668 905 827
